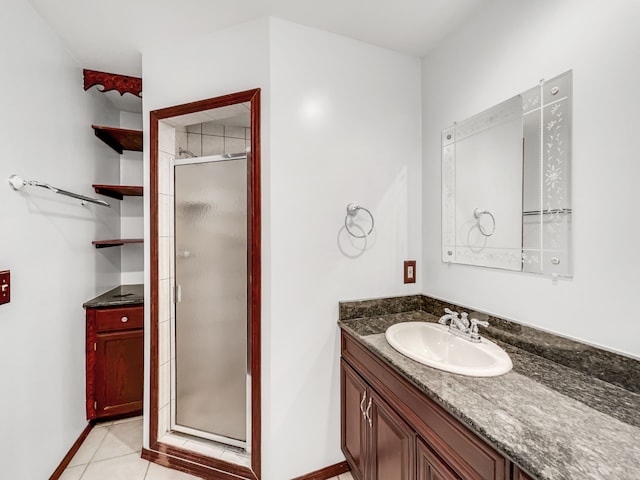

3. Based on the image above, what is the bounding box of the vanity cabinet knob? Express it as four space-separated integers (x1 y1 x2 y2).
121 316 128 323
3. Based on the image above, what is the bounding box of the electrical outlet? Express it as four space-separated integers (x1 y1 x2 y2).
403 261 416 284
0 270 10 305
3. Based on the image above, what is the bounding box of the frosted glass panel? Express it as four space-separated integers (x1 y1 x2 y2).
174 157 247 442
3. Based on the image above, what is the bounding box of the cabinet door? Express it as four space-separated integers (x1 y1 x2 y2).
369 390 415 480
341 360 368 480
513 466 535 480
417 437 460 480
95 329 144 418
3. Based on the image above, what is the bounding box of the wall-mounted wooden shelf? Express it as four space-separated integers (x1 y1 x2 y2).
92 239 144 249
93 184 143 200
92 125 143 154
83 69 142 98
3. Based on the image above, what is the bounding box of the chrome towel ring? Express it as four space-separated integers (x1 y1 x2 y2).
345 203 375 238
473 208 495 237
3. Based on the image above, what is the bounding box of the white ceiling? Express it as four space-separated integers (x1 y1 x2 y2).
28 0 486 78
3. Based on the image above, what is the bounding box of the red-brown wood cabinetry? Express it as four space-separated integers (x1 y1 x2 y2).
513 466 535 480
369 389 415 480
342 360 415 480
86 305 144 420
341 331 510 480
341 360 368 479
417 437 460 480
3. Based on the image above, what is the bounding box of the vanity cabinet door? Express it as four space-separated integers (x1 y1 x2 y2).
513 466 535 480
86 306 144 420
95 328 144 418
369 390 415 480
341 359 368 480
417 437 460 480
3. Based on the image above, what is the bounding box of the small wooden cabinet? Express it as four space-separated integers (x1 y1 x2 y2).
342 360 415 480
513 466 535 480
342 359 368 479
86 305 144 420
417 437 459 480
341 331 511 480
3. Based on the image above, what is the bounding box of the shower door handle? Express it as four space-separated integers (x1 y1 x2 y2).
175 284 182 303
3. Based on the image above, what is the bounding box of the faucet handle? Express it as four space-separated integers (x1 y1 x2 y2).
469 318 489 335
439 307 459 325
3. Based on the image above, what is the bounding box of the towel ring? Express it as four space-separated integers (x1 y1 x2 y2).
345 203 375 238
474 208 495 237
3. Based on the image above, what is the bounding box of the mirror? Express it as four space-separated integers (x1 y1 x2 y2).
442 70 572 277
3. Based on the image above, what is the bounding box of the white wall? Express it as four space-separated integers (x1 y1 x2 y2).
422 0 640 357
142 17 421 479
0 0 121 477
141 14 271 455
268 18 421 478
120 111 144 284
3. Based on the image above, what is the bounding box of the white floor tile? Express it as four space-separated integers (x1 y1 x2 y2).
145 462 202 479
112 415 143 425
67 426 109 467
58 464 85 480
81 453 149 480
94 420 114 428
338 472 354 480
92 419 143 461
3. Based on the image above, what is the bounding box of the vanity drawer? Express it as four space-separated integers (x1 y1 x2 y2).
95 306 143 332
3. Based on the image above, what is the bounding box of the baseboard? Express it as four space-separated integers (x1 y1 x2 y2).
291 461 350 480
49 422 94 480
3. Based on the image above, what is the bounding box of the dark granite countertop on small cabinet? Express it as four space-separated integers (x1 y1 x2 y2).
338 298 640 480
83 284 144 309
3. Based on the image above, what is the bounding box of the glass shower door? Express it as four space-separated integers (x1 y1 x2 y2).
173 155 247 446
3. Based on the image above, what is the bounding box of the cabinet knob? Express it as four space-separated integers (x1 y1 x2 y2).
121 316 129 323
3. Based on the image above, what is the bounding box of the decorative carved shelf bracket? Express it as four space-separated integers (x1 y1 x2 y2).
83 69 142 98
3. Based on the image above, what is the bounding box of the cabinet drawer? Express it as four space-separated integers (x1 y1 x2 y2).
95 306 143 332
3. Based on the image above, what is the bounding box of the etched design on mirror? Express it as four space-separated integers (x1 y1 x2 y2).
455 98 522 141
523 71 572 276
442 70 572 277
522 87 541 113
542 72 571 274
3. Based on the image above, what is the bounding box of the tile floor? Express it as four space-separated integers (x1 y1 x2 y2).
59 416 353 480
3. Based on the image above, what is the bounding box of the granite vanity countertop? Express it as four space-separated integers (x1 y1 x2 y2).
83 284 144 308
339 311 640 480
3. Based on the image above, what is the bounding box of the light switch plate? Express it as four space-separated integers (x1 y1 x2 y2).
0 270 10 305
404 261 416 284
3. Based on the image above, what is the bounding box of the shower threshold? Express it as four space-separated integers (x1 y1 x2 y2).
172 423 247 451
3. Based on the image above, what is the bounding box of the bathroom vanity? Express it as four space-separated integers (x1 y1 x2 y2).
339 295 640 480
83 284 144 420
341 333 510 480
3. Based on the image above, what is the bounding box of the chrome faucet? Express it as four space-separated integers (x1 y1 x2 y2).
438 308 489 343
438 308 468 332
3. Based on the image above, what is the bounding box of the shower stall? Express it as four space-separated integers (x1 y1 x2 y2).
171 152 249 449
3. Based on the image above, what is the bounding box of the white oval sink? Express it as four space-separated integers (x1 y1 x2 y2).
385 322 512 377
